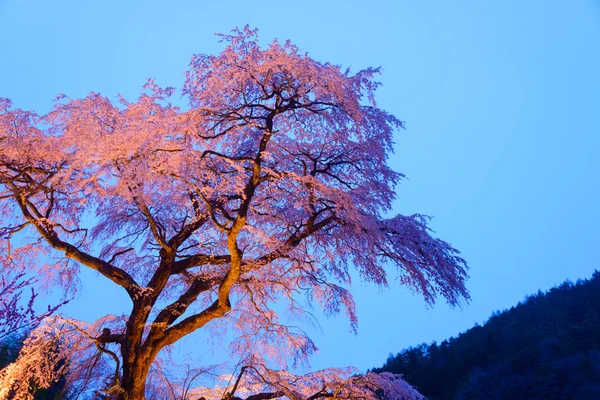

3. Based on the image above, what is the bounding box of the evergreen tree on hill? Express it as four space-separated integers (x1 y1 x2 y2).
372 271 600 400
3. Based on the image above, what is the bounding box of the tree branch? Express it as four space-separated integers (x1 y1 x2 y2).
171 254 231 275
145 275 221 346
13 191 141 298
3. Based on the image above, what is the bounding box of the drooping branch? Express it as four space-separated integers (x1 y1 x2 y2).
12 189 141 299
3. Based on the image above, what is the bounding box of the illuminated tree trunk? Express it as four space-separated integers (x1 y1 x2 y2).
119 346 151 400
117 308 154 400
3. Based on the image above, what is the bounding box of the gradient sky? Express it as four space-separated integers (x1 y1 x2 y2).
1 0 599 374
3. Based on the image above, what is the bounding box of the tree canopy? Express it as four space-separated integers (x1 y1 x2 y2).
0 27 468 399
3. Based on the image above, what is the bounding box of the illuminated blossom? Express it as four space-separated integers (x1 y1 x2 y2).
0 27 468 399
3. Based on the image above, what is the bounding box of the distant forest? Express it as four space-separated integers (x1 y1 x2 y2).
371 271 600 400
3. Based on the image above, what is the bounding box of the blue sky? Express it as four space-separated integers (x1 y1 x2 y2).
1 0 599 373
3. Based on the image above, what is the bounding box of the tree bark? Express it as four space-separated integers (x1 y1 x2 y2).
118 353 151 400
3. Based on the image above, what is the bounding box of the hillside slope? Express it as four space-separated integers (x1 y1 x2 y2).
372 271 600 400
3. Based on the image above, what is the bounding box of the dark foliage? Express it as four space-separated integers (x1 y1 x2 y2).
0 334 23 370
371 271 600 400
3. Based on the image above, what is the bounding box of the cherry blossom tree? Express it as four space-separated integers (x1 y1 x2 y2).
0 266 40 342
0 27 468 399
0 245 66 397
0 227 65 344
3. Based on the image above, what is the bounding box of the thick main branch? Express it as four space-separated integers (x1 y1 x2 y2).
14 192 141 298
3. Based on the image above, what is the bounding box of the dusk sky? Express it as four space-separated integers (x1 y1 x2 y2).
1 0 599 373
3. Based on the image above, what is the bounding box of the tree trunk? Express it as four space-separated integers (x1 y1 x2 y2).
118 352 152 400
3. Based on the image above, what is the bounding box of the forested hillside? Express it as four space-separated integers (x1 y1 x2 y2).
372 271 600 400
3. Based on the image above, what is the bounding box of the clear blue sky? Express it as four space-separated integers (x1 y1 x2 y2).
1 0 599 373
